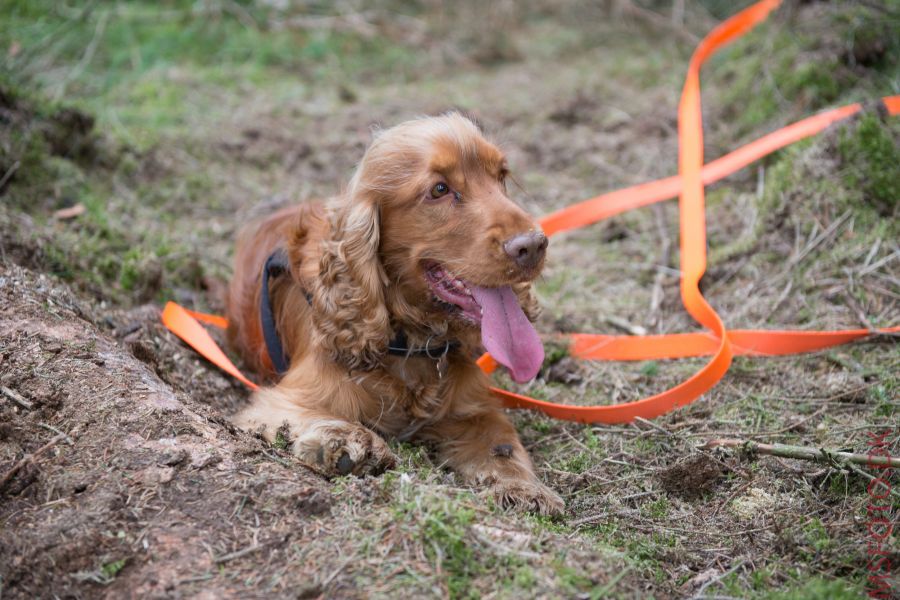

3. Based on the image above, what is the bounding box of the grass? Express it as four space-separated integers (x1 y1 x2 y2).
707 1 899 140
0 0 421 145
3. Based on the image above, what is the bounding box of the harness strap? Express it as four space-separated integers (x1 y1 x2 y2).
259 250 459 375
260 249 291 374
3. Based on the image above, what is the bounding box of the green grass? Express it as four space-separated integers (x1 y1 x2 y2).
100 558 126 582
759 577 864 600
0 0 419 145
707 2 899 140
838 113 900 213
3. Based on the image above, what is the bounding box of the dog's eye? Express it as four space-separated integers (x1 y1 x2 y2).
430 182 450 198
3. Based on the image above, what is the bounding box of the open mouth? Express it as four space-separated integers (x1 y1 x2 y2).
423 261 482 324
421 260 544 383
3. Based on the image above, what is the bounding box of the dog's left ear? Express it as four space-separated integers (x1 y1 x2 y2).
311 191 392 371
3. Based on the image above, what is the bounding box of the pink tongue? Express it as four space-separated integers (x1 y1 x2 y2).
471 285 544 383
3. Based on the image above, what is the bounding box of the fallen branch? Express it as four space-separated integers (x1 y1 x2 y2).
702 438 900 468
703 438 900 500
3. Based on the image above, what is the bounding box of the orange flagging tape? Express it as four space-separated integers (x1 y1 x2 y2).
162 0 898 424
161 302 258 390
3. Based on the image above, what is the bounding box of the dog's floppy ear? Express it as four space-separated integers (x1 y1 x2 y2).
311 188 391 371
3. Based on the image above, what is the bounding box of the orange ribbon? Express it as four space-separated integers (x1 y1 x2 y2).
162 0 898 424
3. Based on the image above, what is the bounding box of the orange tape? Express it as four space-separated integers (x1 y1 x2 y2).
161 0 898 424
161 302 258 390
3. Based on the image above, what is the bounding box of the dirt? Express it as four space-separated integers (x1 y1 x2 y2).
657 454 726 500
0 263 334 597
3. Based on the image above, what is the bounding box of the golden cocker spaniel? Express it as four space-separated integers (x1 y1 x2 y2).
227 113 562 515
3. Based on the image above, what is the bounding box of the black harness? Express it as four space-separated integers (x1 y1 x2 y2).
260 249 459 375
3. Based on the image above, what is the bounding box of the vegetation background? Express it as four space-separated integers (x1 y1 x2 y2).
0 0 897 598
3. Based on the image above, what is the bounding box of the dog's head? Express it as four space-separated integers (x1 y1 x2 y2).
311 113 546 381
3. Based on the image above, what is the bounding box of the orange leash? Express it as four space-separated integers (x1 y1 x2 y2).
162 0 898 424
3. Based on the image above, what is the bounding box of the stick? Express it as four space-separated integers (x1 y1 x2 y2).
634 416 672 436
604 315 648 336
0 430 74 490
212 544 262 564
1 386 33 410
702 439 900 468
0 161 20 191
38 423 74 444
615 0 699 44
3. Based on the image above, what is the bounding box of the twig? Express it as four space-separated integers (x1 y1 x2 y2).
702 439 900 468
56 9 109 100
212 544 262 564
570 511 609 527
615 0 700 44
691 561 745 600
842 461 900 500
222 0 258 29
787 210 851 268
320 555 356 588
0 161 20 191
1 386 33 410
0 430 73 490
650 203 673 331
859 248 899 277
671 0 685 26
634 416 672 436
620 490 658 502
38 423 75 445
595 565 634 597
604 315 648 336
259 448 292 467
842 291 878 333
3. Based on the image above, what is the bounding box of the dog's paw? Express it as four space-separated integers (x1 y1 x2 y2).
295 422 396 477
492 480 565 516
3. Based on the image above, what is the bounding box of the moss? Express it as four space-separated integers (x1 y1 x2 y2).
421 505 478 598
272 428 290 451
759 577 864 600
837 114 900 214
558 453 591 474
100 558 126 581
641 497 669 519
543 340 570 366
709 3 898 138
638 361 659 378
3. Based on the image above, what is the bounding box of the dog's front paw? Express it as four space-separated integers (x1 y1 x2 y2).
492 480 564 516
295 422 396 477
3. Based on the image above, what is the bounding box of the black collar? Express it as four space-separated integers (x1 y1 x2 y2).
260 249 459 375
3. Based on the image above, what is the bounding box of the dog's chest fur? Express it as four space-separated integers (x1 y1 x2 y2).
359 355 451 436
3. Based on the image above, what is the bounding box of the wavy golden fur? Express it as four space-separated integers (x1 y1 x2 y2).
227 113 562 514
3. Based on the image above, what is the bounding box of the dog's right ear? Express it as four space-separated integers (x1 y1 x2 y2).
310 189 392 371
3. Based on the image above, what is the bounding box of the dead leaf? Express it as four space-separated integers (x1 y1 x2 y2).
53 203 86 220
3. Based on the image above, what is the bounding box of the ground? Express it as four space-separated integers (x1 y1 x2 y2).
1 1 898 598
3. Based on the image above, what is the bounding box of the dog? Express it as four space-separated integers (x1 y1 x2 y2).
227 113 563 515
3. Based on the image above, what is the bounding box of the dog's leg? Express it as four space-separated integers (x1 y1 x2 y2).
232 374 396 477
420 368 564 516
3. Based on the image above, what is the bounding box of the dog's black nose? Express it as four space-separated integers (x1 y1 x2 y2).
503 231 548 270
